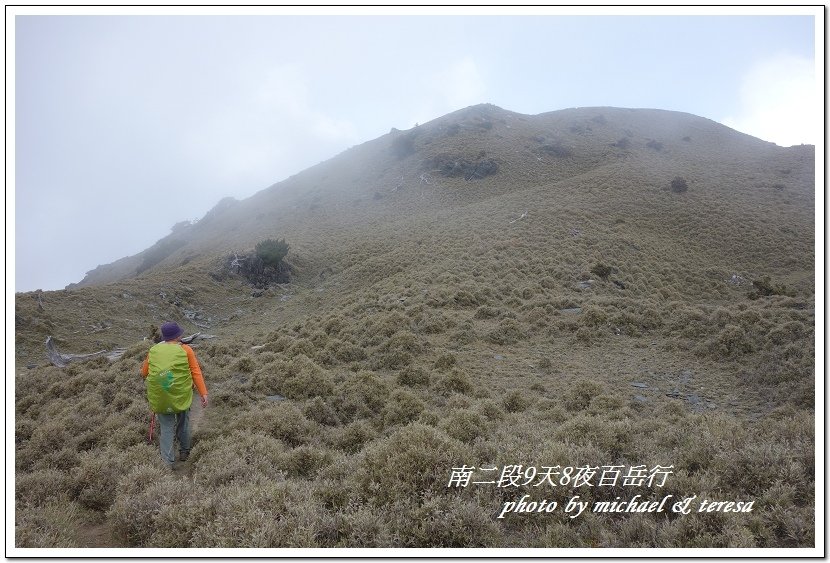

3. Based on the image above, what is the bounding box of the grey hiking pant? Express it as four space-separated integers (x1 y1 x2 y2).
157 408 191 466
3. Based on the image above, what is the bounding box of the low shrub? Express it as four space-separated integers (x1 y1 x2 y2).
370 349 413 370
235 402 318 447
303 396 342 426
502 390 531 413
382 331 425 354
282 445 332 478
107 463 188 546
383 388 426 427
486 318 525 345
438 409 487 443
357 424 472 503
590 263 613 279
325 339 367 363
71 450 128 510
581 306 608 327
382 493 500 547
187 481 317 548
562 379 604 411
22 419 72 469
554 414 635 459
574 325 606 346
670 176 688 193
275 355 335 400
16 468 73 507
286 338 317 359
327 420 378 454
749 276 796 299
397 365 430 387
474 306 500 319
15 496 83 548
332 371 390 422
234 356 256 373
702 324 754 358
433 353 457 371
448 322 478 345
647 139 664 151
391 130 418 159
189 430 288 487
434 369 473 395
476 398 506 421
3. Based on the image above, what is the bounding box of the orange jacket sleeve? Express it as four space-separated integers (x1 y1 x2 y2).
141 354 149 378
182 344 208 398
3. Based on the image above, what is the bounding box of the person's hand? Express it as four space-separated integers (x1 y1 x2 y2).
201 395 208 409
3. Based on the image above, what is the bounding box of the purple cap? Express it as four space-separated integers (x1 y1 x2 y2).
160 322 184 341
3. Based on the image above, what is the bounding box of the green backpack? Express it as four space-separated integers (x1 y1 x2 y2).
146 342 193 414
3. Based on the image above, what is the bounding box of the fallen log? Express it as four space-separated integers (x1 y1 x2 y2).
45 336 127 368
181 332 217 344
46 332 218 368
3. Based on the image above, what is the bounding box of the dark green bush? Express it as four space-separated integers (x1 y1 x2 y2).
749 276 796 299
590 263 613 279
670 176 688 193
255 238 289 268
647 139 664 151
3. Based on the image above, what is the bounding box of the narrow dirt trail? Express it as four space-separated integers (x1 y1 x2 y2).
74 396 207 548
75 520 120 548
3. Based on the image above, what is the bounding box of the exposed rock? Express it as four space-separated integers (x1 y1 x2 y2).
430 153 499 180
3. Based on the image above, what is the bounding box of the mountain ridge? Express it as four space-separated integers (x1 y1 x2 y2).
65 104 813 290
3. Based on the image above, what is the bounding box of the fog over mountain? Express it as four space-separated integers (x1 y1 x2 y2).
13 12 818 294
66 104 814 291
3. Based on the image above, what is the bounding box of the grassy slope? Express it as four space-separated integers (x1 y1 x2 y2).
14 105 815 548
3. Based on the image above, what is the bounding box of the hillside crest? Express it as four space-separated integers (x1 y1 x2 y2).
66 104 812 291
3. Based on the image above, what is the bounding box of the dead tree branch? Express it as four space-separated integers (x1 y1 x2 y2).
45 336 126 368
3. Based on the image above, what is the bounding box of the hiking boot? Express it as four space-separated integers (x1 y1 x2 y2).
179 451 190 462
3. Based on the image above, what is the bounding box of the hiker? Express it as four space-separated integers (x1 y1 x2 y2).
140 321 208 468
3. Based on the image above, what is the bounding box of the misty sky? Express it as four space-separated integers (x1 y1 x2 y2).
10 7 821 292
